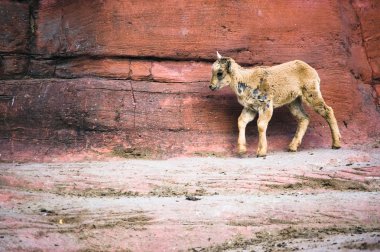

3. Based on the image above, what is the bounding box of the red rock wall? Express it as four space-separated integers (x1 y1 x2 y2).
0 0 379 161
352 0 380 104
0 0 30 78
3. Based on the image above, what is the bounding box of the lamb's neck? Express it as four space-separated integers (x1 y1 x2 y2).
229 64 256 91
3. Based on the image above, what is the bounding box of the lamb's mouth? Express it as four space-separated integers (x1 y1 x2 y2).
209 85 219 91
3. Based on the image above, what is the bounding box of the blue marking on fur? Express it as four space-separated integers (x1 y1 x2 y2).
238 82 247 94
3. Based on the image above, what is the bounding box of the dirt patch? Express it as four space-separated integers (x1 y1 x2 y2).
267 218 299 225
50 212 154 233
111 146 151 159
123 215 153 225
228 218 298 227
193 151 225 158
228 220 259 227
148 186 209 197
148 185 188 197
50 215 82 225
78 249 132 252
343 241 380 250
84 214 153 231
192 226 380 251
0 175 40 191
78 214 153 231
266 176 377 192
55 187 140 197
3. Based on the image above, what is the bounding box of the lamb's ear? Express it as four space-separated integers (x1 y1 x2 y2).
217 51 222 60
226 58 232 73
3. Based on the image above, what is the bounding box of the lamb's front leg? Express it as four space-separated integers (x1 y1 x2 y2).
238 108 256 156
256 105 273 157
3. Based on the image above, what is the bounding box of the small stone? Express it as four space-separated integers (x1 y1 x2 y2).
185 195 201 201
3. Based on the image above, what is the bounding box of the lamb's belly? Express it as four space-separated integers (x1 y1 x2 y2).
273 99 294 109
272 90 302 108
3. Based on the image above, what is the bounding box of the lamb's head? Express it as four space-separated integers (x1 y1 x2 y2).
209 52 235 91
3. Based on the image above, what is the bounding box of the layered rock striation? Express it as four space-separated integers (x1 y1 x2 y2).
0 0 379 161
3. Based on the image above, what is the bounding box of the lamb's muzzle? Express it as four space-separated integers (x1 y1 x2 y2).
209 84 218 91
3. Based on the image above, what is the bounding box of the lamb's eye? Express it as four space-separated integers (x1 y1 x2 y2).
217 71 223 78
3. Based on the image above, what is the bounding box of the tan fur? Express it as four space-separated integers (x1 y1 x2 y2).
210 55 341 157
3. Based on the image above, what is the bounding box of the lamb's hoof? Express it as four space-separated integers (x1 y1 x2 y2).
288 141 299 152
256 153 267 158
332 145 341 149
238 145 247 157
288 147 298 152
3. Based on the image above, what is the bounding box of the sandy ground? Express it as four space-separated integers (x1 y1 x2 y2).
0 148 380 251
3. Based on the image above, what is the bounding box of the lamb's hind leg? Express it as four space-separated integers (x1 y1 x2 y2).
303 85 341 149
288 97 310 152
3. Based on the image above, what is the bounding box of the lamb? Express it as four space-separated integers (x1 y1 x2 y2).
209 52 341 157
